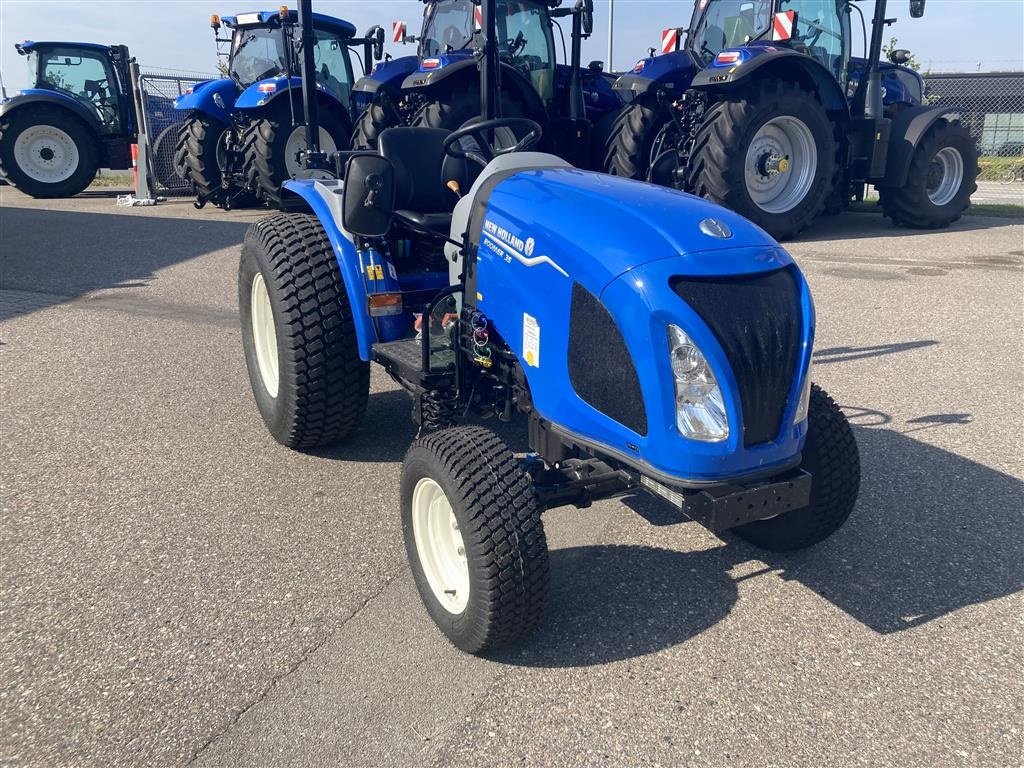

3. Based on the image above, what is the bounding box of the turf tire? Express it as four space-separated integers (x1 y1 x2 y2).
687 79 838 241
0 104 98 198
402 426 550 654
733 385 860 552
878 119 978 229
239 213 369 449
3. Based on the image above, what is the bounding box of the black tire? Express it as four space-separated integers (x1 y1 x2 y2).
0 104 98 198
350 96 402 150
411 89 482 132
152 124 190 192
402 426 549 654
878 119 979 229
239 213 370 449
243 100 351 207
603 94 670 180
688 79 838 241
733 385 860 552
178 113 228 200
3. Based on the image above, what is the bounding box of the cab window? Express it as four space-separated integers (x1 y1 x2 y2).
39 47 120 130
498 1 555 101
313 29 353 104
779 1 850 81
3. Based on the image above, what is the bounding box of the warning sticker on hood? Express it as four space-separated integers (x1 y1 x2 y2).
523 313 540 368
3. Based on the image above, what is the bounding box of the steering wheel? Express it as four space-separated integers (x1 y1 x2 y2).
442 117 543 168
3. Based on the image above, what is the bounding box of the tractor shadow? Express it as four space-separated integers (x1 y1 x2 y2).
497 416 1023 667
793 208 1012 242
0 206 249 321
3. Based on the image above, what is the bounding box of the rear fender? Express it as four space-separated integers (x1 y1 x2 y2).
691 46 848 114
613 50 696 98
280 179 377 360
0 90 101 134
172 78 237 123
880 105 963 187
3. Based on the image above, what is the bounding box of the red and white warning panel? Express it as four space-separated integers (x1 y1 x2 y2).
474 5 483 31
772 10 797 41
392 20 407 43
661 28 678 54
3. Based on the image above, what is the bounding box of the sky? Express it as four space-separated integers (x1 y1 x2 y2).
1 0 1022 93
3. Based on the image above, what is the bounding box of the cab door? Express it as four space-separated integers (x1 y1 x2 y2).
778 0 851 82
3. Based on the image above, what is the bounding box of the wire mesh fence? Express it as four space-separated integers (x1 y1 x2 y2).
138 70 217 196
923 70 1024 206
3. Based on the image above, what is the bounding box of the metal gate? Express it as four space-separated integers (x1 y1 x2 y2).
135 68 217 196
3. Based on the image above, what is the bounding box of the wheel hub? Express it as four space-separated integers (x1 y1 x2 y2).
757 150 791 178
412 477 470 615
13 125 80 183
744 115 817 215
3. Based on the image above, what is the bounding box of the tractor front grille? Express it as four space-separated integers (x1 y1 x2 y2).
671 268 802 447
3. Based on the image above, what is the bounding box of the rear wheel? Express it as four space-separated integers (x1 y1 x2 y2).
603 94 671 180
350 95 402 149
878 119 978 229
733 385 860 552
402 426 549 654
0 105 98 198
244 101 350 206
688 80 837 241
239 213 369 449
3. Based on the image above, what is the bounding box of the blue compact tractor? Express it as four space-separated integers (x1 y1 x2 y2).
605 0 978 239
0 41 179 197
350 0 622 170
174 9 384 207
236 0 860 653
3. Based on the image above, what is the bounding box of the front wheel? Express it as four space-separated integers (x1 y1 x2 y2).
878 120 978 229
402 426 549 654
603 95 671 180
239 213 369 449
688 80 837 241
350 95 402 150
244 101 350 206
733 385 860 552
0 105 98 198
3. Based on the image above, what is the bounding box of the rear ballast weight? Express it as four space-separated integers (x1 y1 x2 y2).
236 0 860 655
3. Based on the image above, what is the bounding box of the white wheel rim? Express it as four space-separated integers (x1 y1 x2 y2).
250 272 279 398
284 126 338 178
926 146 964 206
13 125 80 183
744 115 817 214
412 478 470 615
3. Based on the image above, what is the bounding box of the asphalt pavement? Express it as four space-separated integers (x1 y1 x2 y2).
1 187 1022 767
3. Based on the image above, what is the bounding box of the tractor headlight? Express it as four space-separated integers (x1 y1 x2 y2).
794 360 813 425
667 325 728 442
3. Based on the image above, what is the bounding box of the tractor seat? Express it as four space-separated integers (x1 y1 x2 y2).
378 127 470 237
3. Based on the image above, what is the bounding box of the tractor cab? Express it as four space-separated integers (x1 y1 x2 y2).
15 41 133 135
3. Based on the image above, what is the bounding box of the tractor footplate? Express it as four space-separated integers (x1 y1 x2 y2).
372 338 455 385
641 470 812 532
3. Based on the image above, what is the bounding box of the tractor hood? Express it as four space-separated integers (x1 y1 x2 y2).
470 167 789 298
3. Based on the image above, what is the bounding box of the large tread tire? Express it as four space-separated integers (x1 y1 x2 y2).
244 102 351 207
152 124 190 192
178 113 228 200
603 95 670 180
239 213 369 449
688 79 838 241
402 426 549 654
733 385 860 552
0 104 98 198
411 90 484 132
350 96 402 150
878 119 979 229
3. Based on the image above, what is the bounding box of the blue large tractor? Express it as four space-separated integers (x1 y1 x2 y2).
174 9 383 207
0 41 180 197
605 0 978 240
350 0 623 170
235 0 860 654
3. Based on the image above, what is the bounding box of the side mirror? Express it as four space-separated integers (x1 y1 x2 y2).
577 0 594 36
372 26 385 61
909 0 926 18
888 48 911 65
342 155 395 238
